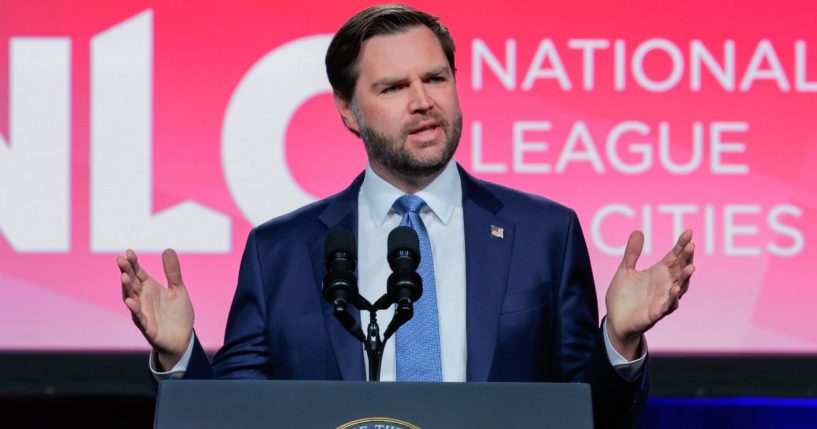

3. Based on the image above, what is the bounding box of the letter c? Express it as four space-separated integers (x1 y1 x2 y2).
222 35 333 226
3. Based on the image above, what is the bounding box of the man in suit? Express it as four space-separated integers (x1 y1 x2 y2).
117 5 695 428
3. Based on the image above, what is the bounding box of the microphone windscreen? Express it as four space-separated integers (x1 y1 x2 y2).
325 228 356 259
388 226 420 256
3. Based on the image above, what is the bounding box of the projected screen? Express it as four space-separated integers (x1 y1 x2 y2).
1 0 814 353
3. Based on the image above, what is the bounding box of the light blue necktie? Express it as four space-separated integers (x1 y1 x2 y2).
393 195 443 382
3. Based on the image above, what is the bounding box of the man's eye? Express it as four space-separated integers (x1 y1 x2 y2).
429 76 446 84
383 85 401 94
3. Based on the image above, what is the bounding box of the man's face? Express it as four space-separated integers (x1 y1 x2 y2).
336 25 462 179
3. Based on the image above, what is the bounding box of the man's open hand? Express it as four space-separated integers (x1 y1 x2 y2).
117 249 194 371
605 230 696 360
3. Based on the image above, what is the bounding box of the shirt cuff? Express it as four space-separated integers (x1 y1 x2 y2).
148 333 195 382
602 318 647 382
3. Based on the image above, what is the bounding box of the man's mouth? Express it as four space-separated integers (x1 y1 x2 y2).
409 120 441 135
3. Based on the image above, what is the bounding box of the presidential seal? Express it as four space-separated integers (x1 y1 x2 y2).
337 417 421 429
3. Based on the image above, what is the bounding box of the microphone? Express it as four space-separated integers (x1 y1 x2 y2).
387 226 423 307
322 228 359 311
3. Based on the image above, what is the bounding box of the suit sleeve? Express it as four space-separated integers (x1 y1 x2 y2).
557 211 647 429
183 228 274 380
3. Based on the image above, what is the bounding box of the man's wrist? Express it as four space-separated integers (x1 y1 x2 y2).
606 321 643 361
155 351 184 372
154 330 194 372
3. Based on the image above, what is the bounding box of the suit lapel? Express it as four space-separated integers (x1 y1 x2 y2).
308 167 515 381
308 173 366 381
459 166 515 382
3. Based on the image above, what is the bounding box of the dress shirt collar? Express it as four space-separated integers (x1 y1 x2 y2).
360 160 462 228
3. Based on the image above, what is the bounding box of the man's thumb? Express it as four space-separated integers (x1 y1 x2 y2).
162 248 184 287
622 230 644 270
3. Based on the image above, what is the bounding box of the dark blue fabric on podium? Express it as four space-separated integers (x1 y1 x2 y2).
638 397 817 429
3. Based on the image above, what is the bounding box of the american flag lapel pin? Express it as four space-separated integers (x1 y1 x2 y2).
490 225 504 239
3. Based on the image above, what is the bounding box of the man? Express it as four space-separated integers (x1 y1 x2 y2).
117 5 695 428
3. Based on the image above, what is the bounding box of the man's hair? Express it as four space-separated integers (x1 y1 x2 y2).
325 4 456 102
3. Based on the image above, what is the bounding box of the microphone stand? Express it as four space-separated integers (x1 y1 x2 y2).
364 309 383 381
333 295 413 381
325 226 421 381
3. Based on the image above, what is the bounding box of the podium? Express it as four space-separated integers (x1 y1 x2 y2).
154 380 593 428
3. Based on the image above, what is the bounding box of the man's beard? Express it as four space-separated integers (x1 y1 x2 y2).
353 104 462 179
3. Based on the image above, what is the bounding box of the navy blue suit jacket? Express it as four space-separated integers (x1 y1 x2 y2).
183 165 646 428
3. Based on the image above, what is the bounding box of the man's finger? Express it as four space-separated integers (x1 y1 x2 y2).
121 272 142 300
621 230 644 270
661 229 693 265
127 249 150 282
117 255 137 279
679 264 695 288
674 264 695 302
116 255 130 273
668 297 680 314
124 297 148 331
162 248 184 287
684 242 695 266
673 230 693 255
117 256 141 297
121 272 128 301
678 282 690 300
670 284 682 299
682 242 694 261
124 296 141 315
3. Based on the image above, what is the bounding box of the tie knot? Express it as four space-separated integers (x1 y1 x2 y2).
393 194 427 216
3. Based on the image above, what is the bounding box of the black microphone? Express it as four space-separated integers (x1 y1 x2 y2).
322 228 359 311
386 226 423 307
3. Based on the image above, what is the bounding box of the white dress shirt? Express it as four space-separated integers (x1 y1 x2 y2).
152 160 645 380
357 160 467 382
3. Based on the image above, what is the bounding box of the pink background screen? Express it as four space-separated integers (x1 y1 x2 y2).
1 0 815 353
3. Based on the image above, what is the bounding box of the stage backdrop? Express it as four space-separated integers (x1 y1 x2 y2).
1 0 815 353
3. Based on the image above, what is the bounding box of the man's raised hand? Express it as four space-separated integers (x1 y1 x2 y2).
117 249 194 371
605 230 696 360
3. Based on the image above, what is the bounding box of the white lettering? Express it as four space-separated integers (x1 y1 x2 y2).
642 204 653 255
631 39 684 92
0 38 71 251
794 40 817 91
740 40 791 91
567 39 610 90
222 35 330 225
592 204 634 256
90 10 230 252
710 121 749 174
556 121 604 173
513 121 551 173
704 204 716 255
690 39 735 91
471 121 508 173
472 38 516 90
614 39 626 91
658 204 698 241
723 205 761 256
521 39 572 90
606 120 651 174
767 204 804 257
659 122 703 174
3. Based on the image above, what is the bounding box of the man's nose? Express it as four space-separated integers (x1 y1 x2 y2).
408 83 433 113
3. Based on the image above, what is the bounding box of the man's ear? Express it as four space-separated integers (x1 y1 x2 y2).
333 91 361 137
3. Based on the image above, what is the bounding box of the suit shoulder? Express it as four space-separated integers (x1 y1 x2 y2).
244 172 363 240
255 198 327 232
249 189 357 244
475 178 577 221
